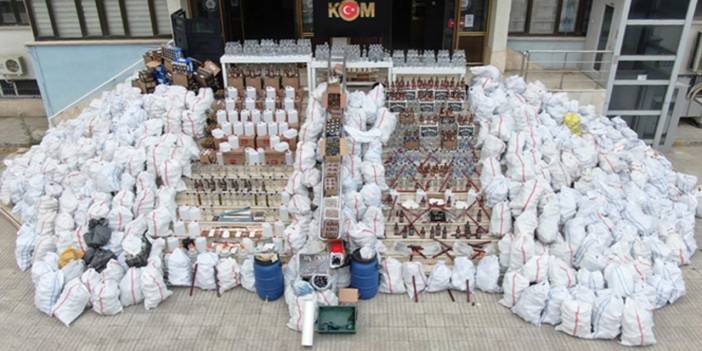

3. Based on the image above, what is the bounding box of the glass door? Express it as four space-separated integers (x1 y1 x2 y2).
454 0 490 65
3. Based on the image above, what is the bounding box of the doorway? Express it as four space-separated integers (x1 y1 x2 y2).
392 0 456 51
221 0 296 41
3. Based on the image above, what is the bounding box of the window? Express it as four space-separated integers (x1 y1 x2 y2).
621 25 683 56
616 61 674 80
609 85 668 111
0 79 40 97
1 0 28 25
509 0 592 35
27 0 172 40
629 0 690 20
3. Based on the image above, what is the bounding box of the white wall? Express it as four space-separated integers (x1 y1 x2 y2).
0 26 36 79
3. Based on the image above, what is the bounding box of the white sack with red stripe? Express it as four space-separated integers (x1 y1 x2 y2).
316 289 339 306
195 252 219 290
108 206 132 232
604 261 636 297
51 278 90 326
548 256 576 288
489 113 514 141
132 188 155 218
101 259 125 282
285 283 317 332
480 157 503 191
341 154 363 192
509 231 536 272
379 257 405 294
512 280 549 325
372 108 397 145
158 158 186 191
146 206 172 237
480 134 505 160
61 259 86 283
540 286 572 325
555 299 593 339
620 297 656 346
216 257 241 294
402 261 427 300
509 178 545 217
361 161 388 190
91 279 122 315
362 206 385 239
288 194 312 217
240 256 256 292
591 289 624 339
537 194 560 243
490 201 512 237
166 248 192 287
520 253 550 284
426 261 452 292
499 271 529 308
293 141 317 172
450 256 476 292
577 268 605 291
652 259 685 304
119 267 143 306
32 252 58 287
483 174 510 207
141 262 172 310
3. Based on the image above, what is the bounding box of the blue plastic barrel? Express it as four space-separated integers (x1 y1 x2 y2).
254 257 284 301
350 249 380 300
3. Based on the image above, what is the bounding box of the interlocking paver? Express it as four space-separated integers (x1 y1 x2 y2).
1 146 702 350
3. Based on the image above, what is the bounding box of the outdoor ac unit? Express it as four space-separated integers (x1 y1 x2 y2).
0 56 24 76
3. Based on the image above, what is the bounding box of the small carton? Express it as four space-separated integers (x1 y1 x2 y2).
338 288 359 305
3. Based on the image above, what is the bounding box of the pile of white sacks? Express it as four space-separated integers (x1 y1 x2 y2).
0 83 221 325
469 66 697 346
280 81 397 331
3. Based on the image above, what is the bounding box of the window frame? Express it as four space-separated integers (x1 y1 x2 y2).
0 0 29 26
509 0 592 36
25 0 172 40
0 79 41 97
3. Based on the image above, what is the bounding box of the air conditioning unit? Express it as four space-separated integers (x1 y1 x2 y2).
0 56 24 76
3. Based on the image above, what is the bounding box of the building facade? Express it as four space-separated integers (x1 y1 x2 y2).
17 0 702 148
22 0 183 117
0 0 43 118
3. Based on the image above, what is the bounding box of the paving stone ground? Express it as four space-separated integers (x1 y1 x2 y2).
0 146 701 351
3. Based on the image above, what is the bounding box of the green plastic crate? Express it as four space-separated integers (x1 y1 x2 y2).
316 305 357 334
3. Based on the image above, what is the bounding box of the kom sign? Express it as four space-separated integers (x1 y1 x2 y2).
314 0 391 37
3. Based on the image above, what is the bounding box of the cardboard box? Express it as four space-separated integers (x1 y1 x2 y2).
238 135 255 148
265 150 287 165
172 72 189 87
227 76 245 91
264 76 279 89
222 150 246 165
338 288 359 305
282 76 300 90
256 135 271 149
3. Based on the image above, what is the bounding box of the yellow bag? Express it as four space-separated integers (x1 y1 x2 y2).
58 247 84 268
564 112 583 136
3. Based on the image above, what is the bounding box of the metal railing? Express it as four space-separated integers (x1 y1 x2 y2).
518 49 614 92
47 59 144 127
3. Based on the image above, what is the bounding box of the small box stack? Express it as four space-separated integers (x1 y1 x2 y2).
207 85 301 166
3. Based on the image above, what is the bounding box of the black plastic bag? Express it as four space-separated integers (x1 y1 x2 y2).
85 218 112 248
87 249 116 272
125 234 152 268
